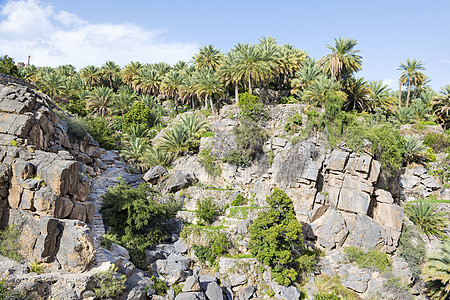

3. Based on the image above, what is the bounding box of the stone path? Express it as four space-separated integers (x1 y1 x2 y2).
87 151 142 265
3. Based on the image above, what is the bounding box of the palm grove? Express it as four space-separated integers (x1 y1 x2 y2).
1 37 450 297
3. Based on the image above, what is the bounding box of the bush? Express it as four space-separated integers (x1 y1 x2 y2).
100 183 180 268
88 117 117 150
92 265 126 299
196 198 220 225
199 148 222 178
284 113 303 133
67 97 87 117
344 247 391 272
404 199 448 238
66 116 89 142
238 92 268 122
224 150 252 167
231 194 248 206
123 101 161 131
192 231 231 265
424 132 450 153
423 240 450 300
403 135 429 165
398 224 426 281
151 276 169 296
192 244 213 264
249 188 314 286
0 225 21 262
29 262 43 274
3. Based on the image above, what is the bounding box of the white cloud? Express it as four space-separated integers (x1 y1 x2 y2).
441 59 450 64
382 78 396 89
0 0 199 68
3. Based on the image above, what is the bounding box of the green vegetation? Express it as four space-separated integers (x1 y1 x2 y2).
343 247 391 272
0 225 21 262
284 113 303 133
314 275 361 300
249 188 315 286
196 197 220 225
92 265 126 299
0 55 20 77
100 183 180 268
231 194 248 206
0 278 23 300
314 294 339 300
424 132 450 153
151 276 169 296
238 92 268 122
199 148 222 177
29 262 44 274
398 224 426 281
423 240 450 300
404 199 448 238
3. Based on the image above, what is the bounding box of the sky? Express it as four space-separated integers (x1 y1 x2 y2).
0 0 449 90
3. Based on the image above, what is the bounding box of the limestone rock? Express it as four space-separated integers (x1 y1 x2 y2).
165 171 193 193
143 165 167 185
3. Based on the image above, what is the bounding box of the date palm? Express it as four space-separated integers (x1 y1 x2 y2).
291 58 322 95
113 90 136 116
101 61 121 89
303 75 340 108
80 65 101 89
121 61 142 88
319 37 362 82
218 51 242 103
235 43 269 95
343 77 371 112
39 70 64 98
433 85 450 129
369 80 395 111
192 69 224 114
121 136 149 170
398 59 426 108
22 64 40 84
161 69 184 112
277 43 307 92
132 65 161 95
423 240 450 300
194 45 223 71
87 86 116 117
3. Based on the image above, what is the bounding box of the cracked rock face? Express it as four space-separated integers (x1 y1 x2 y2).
0 83 104 272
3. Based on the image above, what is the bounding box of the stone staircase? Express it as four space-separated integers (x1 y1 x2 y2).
87 151 142 266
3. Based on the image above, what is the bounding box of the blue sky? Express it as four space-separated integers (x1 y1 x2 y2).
0 0 449 90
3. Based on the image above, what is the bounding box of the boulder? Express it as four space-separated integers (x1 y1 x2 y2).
164 171 193 193
182 275 201 292
237 219 252 235
326 149 349 172
241 285 255 300
312 208 348 249
111 243 130 260
205 281 223 300
174 238 188 254
373 203 404 232
143 165 167 184
344 215 384 251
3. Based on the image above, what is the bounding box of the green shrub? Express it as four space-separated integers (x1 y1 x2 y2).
192 231 231 265
314 293 339 300
67 97 87 117
29 262 44 274
151 275 169 296
66 116 89 142
404 199 448 238
10 140 17 146
196 198 220 225
224 150 252 167
199 148 222 178
100 183 180 268
231 194 248 206
0 225 21 262
192 244 213 264
172 284 183 296
201 131 215 137
424 132 450 153
403 135 429 165
284 113 303 133
398 224 426 281
0 278 23 300
238 92 268 122
88 117 117 150
344 247 391 272
225 119 268 167
423 240 450 300
123 101 161 131
92 265 126 299
249 188 314 286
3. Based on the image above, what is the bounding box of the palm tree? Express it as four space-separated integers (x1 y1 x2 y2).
423 240 450 299
193 45 223 71
343 77 371 112
121 61 142 88
39 70 64 98
276 43 307 94
80 65 101 89
143 147 172 168
369 80 395 112
55 64 76 77
398 59 426 108
113 90 136 116
86 86 116 117
302 75 340 108
121 136 149 170
101 61 121 89
433 85 450 129
291 58 323 95
192 69 224 114
161 69 184 112
22 64 40 84
132 65 161 95
174 60 189 71
235 43 269 95
319 37 362 82
158 124 190 154
403 136 429 165
218 51 242 103
179 113 207 138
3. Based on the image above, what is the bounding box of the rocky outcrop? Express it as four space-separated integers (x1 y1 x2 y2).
0 83 105 272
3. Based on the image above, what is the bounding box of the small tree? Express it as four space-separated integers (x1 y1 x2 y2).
249 188 309 286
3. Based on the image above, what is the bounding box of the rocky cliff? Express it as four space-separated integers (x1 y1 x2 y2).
0 82 103 272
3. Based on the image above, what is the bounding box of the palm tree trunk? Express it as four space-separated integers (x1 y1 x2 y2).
398 83 402 107
209 95 215 115
406 81 411 108
174 93 179 113
234 81 239 105
248 75 252 95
